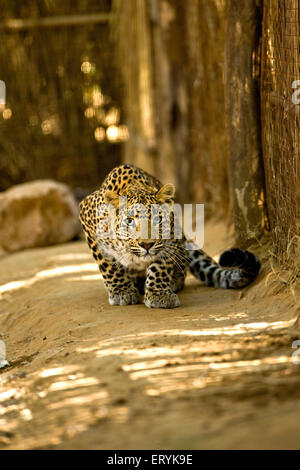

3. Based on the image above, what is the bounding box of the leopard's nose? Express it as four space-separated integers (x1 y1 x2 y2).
139 242 155 251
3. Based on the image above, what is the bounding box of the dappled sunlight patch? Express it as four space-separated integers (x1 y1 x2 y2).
115 319 295 338
208 355 294 370
71 320 300 406
37 264 98 279
0 262 98 296
48 390 108 410
142 355 296 397
0 279 33 296
39 365 79 378
0 361 128 449
127 355 293 382
0 388 19 402
77 318 295 358
95 345 188 360
49 375 99 392
214 312 248 321
129 363 210 380
19 408 32 421
145 376 222 396
123 359 175 372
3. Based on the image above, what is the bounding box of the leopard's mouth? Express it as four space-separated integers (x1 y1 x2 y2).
128 244 163 262
130 250 157 263
141 253 154 261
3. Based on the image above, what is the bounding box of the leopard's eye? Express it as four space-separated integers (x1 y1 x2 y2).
152 215 162 225
127 218 136 228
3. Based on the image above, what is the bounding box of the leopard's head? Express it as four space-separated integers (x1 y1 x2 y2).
98 183 181 266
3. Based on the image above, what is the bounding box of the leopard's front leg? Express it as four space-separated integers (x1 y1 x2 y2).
144 260 180 309
83 233 141 306
99 257 141 306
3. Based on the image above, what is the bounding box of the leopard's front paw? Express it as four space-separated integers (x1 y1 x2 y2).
144 291 180 309
108 288 141 306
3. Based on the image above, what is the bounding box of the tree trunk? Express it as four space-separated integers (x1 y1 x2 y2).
225 0 265 245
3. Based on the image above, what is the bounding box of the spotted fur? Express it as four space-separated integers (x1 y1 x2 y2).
79 164 260 308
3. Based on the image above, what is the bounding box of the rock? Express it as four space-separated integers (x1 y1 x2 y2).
0 180 80 252
0 360 9 369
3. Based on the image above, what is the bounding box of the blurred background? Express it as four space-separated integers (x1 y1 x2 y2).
0 0 123 194
0 0 299 271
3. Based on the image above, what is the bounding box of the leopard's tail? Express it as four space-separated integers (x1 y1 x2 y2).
188 247 260 289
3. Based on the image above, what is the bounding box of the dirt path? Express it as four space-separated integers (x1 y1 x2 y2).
0 223 299 449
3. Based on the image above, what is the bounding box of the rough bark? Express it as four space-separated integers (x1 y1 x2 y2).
260 0 300 268
225 0 265 245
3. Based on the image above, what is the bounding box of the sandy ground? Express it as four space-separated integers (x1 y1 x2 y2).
0 222 299 450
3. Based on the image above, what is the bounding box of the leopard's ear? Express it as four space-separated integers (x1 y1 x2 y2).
103 189 119 207
156 184 175 204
